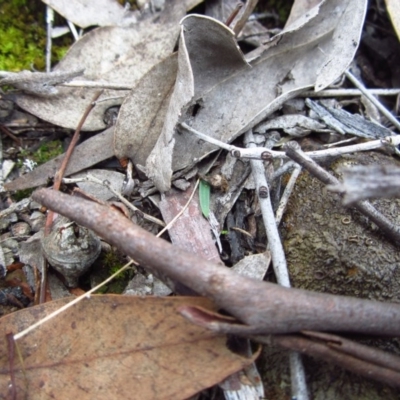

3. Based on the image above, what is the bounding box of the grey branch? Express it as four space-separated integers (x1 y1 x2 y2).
32 188 400 336
328 165 400 205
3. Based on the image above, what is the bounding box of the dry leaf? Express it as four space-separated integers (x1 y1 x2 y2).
71 169 126 201
41 0 135 28
114 53 178 167
385 0 400 40
285 0 321 28
159 183 221 264
4 127 115 191
16 0 185 131
0 295 256 399
146 0 367 191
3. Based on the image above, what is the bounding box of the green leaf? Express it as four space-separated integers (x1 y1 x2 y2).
199 180 211 219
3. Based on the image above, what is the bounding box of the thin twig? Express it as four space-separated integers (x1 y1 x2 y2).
41 91 102 304
63 174 165 227
225 2 243 28
285 141 400 245
67 20 79 41
302 88 400 97
180 122 400 161
45 90 103 235
244 130 309 400
0 125 23 147
345 70 400 131
45 6 54 73
252 332 400 389
275 164 302 225
232 0 258 36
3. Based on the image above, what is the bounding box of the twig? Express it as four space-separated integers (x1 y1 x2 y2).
67 20 79 41
0 125 23 147
180 122 400 161
14 179 201 340
272 160 296 180
45 90 103 235
345 70 400 131
244 130 308 400
45 6 54 73
244 130 289 286
302 88 400 97
62 81 132 90
32 188 400 336
232 0 258 36
252 332 400 389
225 2 243 28
275 164 302 225
328 165 400 205
41 91 102 304
284 141 400 245
63 174 165 228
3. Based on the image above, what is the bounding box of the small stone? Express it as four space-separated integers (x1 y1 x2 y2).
11 222 31 238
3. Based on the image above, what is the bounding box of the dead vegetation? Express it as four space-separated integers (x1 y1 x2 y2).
1 0 400 399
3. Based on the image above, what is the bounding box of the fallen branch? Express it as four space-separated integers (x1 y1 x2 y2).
327 165 400 205
252 331 400 388
32 189 400 336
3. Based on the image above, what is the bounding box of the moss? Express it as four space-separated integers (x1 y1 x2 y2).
0 0 72 72
13 188 34 201
255 0 294 27
31 140 63 165
103 250 133 282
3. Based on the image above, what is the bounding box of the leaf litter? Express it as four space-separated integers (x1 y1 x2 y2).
0 295 256 399
2 0 400 398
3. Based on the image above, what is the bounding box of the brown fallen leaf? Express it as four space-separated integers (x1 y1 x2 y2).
0 295 256 399
159 182 221 264
146 0 367 191
16 0 185 131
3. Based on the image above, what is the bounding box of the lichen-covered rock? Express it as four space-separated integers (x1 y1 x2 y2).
282 151 400 301
260 150 400 399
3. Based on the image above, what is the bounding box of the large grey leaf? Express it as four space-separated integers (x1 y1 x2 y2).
114 53 178 167
146 0 367 191
16 0 185 131
41 0 133 28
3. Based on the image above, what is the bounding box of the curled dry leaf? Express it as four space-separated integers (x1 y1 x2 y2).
0 295 257 399
16 0 185 131
145 0 367 191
